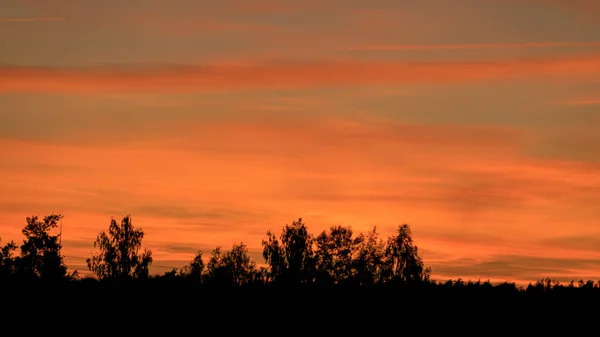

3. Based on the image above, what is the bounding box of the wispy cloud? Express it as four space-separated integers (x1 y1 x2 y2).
566 99 600 106
540 234 600 254
0 17 67 23
126 13 276 37
2 114 599 239
516 0 600 12
343 42 600 51
229 0 337 14
430 254 600 284
1 55 599 93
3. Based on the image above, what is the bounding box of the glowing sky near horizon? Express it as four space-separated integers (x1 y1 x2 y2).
1 0 600 283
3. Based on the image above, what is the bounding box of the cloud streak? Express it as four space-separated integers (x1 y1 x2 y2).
1 55 599 93
2 115 599 257
515 0 600 12
343 42 600 51
0 17 67 23
430 254 600 283
567 99 600 105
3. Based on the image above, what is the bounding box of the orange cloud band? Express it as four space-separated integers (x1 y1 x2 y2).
2 114 600 284
0 17 67 23
344 42 600 51
567 99 600 105
1 55 599 93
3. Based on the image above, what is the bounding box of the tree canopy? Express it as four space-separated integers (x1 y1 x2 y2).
86 215 153 281
1 211 599 301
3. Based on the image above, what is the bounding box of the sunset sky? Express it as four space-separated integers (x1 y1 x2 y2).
1 0 600 284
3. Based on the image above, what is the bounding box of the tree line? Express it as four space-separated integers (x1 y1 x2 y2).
2 213 600 294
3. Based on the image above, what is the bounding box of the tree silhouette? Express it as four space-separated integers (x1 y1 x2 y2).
18 214 70 282
263 218 315 284
205 243 256 286
205 246 227 284
383 224 430 283
223 242 256 285
86 215 152 281
315 225 361 284
353 226 386 286
253 266 270 285
262 230 285 282
10 208 600 307
179 249 205 281
0 238 17 280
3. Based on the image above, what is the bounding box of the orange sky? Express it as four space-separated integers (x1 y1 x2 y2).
1 0 600 284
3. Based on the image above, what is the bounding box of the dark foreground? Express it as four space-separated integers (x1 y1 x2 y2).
6 279 600 315
4 282 597 334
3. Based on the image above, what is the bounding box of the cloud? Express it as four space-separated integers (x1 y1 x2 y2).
147 242 266 270
61 238 93 249
118 1 342 38
419 248 450 260
1 55 599 94
60 225 268 278
430 254 600 283
540 235 600 254
162 243 206 254
2 114 600 283
0 180 268 232
0 17 67 23
516 0 600 12
127 14 277 37
130 205 263 222
566 99 600 105
502 0 600 25
343 42 600 52
228 0 338 14
1 115 598 217
52 232 600 281
149 235 600 284
170 115 527 152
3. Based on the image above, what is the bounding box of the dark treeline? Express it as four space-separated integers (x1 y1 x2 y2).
2 213 600 300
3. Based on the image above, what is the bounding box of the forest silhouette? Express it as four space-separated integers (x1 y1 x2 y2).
3 213 600 307
5 214 593 337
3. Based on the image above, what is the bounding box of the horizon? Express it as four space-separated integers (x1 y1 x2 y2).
1 212 598 287
1 0 600 286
